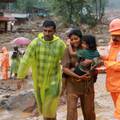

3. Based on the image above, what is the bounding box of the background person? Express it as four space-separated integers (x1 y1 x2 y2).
0 47 9 80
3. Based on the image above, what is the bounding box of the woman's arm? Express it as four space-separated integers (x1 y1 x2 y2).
63 67 80 78
61 47 90 81
66 39 76 56
63 67 90 81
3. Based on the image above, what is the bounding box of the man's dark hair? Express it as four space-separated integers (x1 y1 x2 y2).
43 20 56 30
68 28 82 39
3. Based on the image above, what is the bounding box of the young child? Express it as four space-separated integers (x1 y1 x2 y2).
69 35 101 76
10 51 20 79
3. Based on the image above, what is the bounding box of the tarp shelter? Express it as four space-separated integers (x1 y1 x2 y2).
0 0 16 32
0 16 15 32
12 13 29 24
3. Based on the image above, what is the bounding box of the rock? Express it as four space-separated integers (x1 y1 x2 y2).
0 90 36 112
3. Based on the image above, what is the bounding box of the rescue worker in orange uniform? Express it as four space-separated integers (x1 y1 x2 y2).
1 47 9 80
103 18 120 120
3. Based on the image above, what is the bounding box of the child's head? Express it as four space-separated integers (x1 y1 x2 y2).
12 51 18 59
82 35 97 50
68 28 82 48
14 46 18 51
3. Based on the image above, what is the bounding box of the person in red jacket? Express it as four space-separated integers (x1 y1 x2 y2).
103 18 120 120
1 47 9 80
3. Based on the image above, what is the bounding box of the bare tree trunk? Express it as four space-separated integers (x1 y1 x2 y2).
95 0 98 18
68 0 73 24
99 0 104 23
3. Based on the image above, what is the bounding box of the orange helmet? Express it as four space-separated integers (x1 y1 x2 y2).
109 18 120 35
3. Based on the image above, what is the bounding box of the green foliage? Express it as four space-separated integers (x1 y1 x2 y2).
11 0 39 12
50 0 108 27
0 0 108 27
0 3 6 9
50 0 86 25
0 0 42 12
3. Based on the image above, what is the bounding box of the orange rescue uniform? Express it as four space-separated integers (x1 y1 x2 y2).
104 42 120 119
1 47 9 80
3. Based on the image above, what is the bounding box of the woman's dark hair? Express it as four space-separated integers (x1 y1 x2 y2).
14 46 18 51
82 35 97 50
13 46 22 55
68 28 83 39
11 51 18 59
43 20 56 30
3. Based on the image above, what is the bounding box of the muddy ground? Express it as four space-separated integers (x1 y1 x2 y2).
0 74 114 120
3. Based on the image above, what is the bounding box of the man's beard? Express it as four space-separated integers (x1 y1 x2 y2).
44 36 52 41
